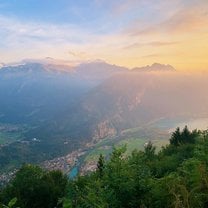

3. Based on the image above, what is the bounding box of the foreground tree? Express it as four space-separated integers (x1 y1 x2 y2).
0 165 67 208
97 154 105 178
1 126 208 208
170 126 199 146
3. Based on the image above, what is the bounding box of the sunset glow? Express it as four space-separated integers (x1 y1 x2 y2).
0 0 207 71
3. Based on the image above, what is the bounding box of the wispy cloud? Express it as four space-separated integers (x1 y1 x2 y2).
123 41 178 49
0 0 208 71
109 0 143 16
68 50 88 59
0 15 92 44
0 14 134 64
0 15 100 62
127 2 208 36
140 54 161 58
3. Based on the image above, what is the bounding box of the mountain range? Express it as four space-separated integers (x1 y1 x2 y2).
0 60 208 171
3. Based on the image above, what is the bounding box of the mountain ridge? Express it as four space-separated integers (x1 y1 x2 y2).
1 60 207 173
132 63 176 72
0 60 176 74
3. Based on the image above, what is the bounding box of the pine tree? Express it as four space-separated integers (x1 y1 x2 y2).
97 154 105 178
170 127 181 146
144 141 156 160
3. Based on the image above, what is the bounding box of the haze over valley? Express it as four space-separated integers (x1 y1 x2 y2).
0 60 208 177
1 1 208 207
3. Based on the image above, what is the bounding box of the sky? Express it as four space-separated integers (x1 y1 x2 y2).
0 0 208 71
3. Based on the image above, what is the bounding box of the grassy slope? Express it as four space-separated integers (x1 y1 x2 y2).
84 127 169 163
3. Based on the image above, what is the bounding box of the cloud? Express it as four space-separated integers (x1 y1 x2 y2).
124 41 178 49
93 0 146 20
0 15 101 62
68 50 88 59
140 54 160 58
0 15 92 44
0 14 133 64
128 2 208 36
0 1 208 71
110 0 143 16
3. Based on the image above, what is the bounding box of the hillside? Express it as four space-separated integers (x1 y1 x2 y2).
0 61 208 172
1 127 208 208
46 71 208 140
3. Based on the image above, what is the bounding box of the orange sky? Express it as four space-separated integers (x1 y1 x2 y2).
0 0 208 72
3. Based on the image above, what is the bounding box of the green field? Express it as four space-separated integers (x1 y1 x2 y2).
0 123 26 145
84 126 170 163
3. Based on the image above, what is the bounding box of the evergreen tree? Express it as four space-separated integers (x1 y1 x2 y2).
0 165 67 208
1 126 207 208
97 154 105 178
170 127 181 146
144 141 156 160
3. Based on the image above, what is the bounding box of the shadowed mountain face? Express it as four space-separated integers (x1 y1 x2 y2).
0 63 85 124
0 61 208 170
48 72 208 141
0 62 125 124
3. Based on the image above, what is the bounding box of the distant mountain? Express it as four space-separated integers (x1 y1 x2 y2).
75 60 127 80
0 61 128 139
0 63 87 124
1 60 207 172
132 63 176 72
0 61 129 170
49 72 208 142
0 60 205 139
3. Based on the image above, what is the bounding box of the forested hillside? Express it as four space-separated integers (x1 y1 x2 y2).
1 126 208 208
1 62 208 173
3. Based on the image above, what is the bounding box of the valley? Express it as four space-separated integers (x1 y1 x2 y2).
0 123 25 145
41 116 208 178
0 61 208 181
0 1 207 207
37 125 170 177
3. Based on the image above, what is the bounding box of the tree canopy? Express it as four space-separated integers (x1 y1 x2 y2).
1 127 208 208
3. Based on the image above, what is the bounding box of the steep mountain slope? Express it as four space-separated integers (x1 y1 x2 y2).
1 61 208 172
51 71 208 141
0 61 125 125
0 61 128 170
